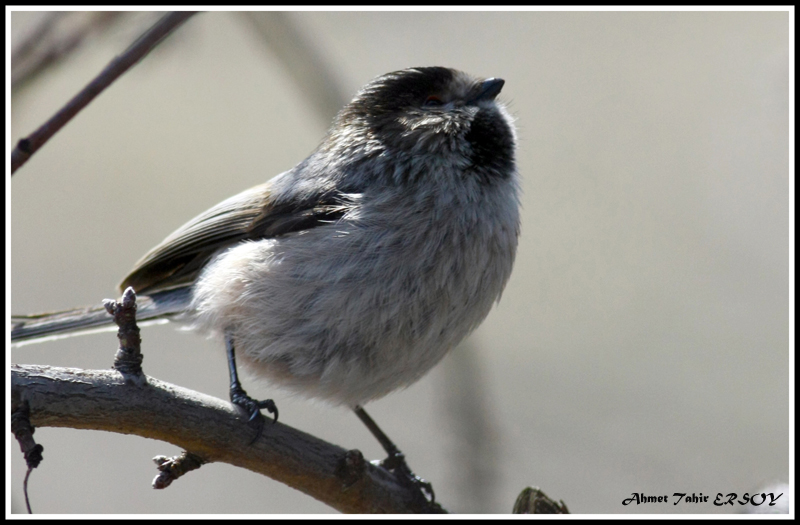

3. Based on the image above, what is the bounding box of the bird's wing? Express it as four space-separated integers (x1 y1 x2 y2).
120 175 356 295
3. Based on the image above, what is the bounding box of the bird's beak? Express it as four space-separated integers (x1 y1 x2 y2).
469 78 505 104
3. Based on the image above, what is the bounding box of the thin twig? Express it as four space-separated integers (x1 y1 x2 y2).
11 400 44 514
239 12 349 122
11 12 123 92
10 12 65 66
10 11 197 175
152 452 206 489
104 287 143 376
442 343 500 512
23 469 33 514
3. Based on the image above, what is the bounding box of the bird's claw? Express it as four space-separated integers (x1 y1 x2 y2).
230 386 278 424
380 452 435 503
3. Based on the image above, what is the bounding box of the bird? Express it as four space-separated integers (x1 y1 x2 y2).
12 66 520 499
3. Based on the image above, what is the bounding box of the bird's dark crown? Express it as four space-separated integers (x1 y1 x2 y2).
323 67 516 184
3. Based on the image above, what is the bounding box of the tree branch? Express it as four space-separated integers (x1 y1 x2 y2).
10 363 446 513
10 11 197 175
11 12 124 92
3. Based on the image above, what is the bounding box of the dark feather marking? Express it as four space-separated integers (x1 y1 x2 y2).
121 187 354 296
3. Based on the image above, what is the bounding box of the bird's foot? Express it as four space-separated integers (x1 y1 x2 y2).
230 385 278 423
380 451 435 503
230 385 278 444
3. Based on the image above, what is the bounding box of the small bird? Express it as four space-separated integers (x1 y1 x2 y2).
13 67 520 498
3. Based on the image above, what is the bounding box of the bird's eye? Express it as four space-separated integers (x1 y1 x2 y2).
423 95 444 107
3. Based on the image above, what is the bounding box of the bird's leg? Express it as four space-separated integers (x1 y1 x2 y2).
226 330 279 429
353 405 435 502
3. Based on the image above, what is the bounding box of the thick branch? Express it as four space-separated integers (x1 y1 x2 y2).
11 364 445 513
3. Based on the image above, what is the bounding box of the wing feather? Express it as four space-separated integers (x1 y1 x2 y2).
121 177 357 295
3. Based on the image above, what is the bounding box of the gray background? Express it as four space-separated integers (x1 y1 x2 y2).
9 10 790 514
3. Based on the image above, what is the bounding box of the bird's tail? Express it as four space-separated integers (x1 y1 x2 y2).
11 288 192 344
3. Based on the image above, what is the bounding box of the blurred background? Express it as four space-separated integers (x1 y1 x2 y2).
9 9 791 514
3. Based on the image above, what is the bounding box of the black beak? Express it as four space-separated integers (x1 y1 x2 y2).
469 78 505 104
